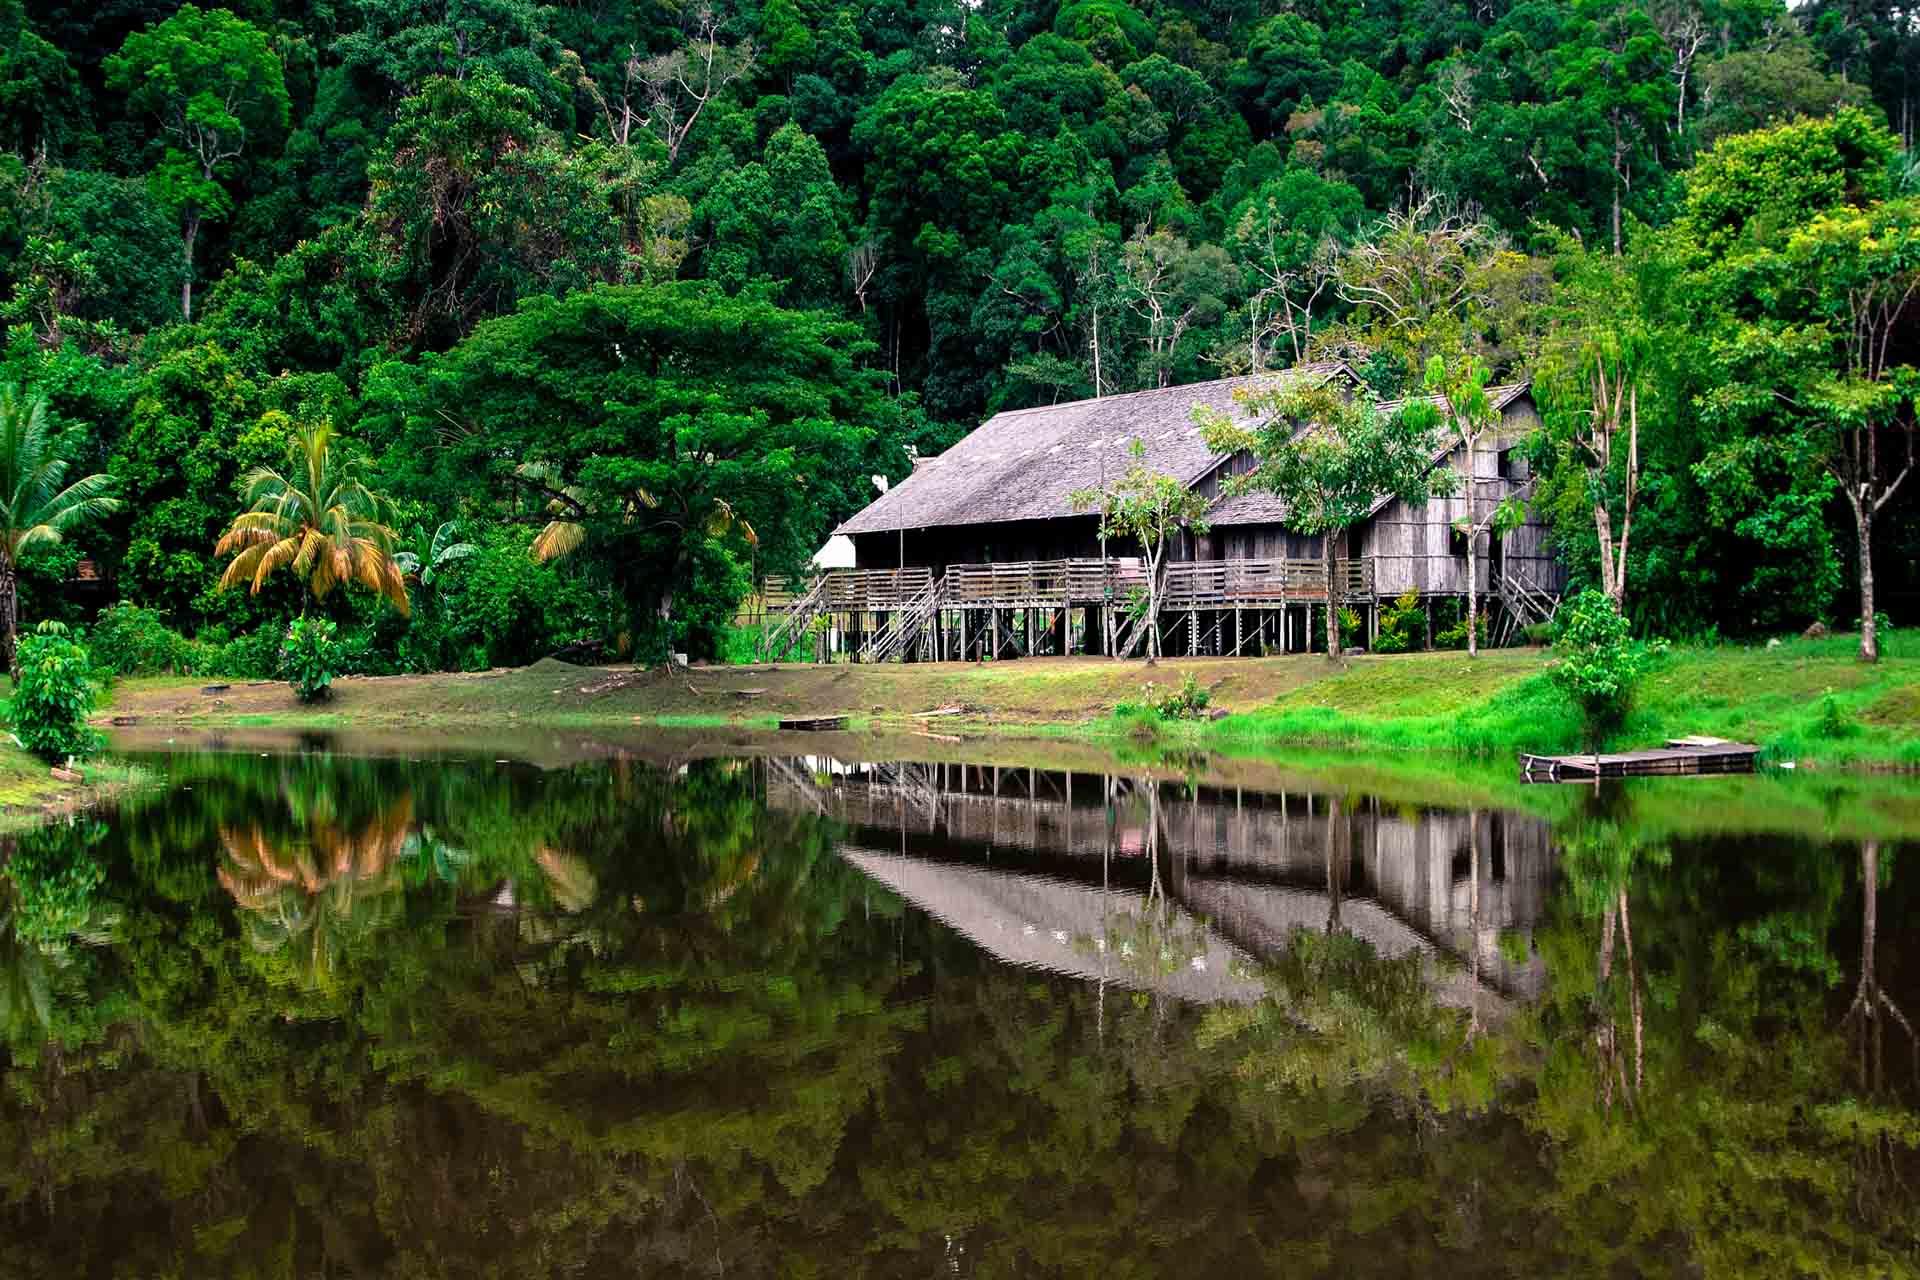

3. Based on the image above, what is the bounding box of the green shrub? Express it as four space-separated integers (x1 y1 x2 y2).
87 601 198 675
1521 621 1554 647
8 625 104 761
1434 602 1489 650
213 625 284 679
1548 590 1645 749
1814 689 1858 739
436 527 609 668
1339 606 1364 648
280 617 342 702
1373 590 1423 654
1145 673 1211 721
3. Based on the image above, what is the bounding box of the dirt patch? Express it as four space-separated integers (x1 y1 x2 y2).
1863 685 1920 726
101 655 1350 731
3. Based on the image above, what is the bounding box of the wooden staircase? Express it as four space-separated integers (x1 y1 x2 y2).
1495 568 1562 646
858 574 948 663
755 574 829 661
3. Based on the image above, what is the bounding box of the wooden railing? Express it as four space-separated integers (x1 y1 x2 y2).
1162 557 1371 608
759 575 804 610
945 558 1146 607
821 567 932 610
801 556 1374 616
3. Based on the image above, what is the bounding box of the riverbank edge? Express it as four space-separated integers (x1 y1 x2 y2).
0 751 154 834
90 634 1920 771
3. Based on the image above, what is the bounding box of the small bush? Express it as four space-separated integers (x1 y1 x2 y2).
9 625 104 761
1548 590 1645 749
280 617 342 703
1339 606 1364 648
1435 605 1489 650
1374 590 1423 654
87 601 198 675
1814 689 1858 739
1145 673 1211 721
213 625 284 679
1521 621 1554 647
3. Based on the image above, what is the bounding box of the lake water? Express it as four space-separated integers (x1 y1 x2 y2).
2 735 1917 1277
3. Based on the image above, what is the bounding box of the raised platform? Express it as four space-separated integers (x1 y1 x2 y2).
1520 738 1759 782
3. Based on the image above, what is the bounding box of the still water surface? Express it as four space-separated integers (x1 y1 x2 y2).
1 738 1917 1276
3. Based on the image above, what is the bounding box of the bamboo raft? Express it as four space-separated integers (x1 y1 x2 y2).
1521 737 1759 782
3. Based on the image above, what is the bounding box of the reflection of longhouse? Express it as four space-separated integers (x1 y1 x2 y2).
767 758 1551 1004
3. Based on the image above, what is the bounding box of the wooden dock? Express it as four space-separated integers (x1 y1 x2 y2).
1521 737 1759 782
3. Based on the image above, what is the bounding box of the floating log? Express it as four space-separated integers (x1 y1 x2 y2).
779 715 848 731
1520 740 1759 782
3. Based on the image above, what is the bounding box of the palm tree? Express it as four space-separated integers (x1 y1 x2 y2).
0 384 119 670
215 419 409 616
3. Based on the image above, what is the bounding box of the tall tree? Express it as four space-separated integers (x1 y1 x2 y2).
1069 439 1211 661
1540 249 1659 607
1680 112 1914 657
1786 200 1919 662
0 385 118 669
368 283 904 659
1414 354 1527 658
1328 203 1497 388
1197 374 1454 659
104 5 289 321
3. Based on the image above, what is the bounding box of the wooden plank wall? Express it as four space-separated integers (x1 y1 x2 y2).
1363 397 1564 599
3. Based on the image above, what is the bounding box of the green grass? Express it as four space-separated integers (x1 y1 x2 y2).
1104 631 1920 769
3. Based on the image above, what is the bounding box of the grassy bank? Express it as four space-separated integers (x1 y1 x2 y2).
94 631 1919 768
0 740 147 832
1182 630 1920 768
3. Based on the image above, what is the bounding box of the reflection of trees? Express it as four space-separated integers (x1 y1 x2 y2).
3 753 1919 1275
1075 779 1224 1004
216 798 413 984
1555 811 1662 1113
1844 840 1915 1092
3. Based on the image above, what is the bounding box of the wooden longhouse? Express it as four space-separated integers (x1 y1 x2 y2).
761 364 1565 662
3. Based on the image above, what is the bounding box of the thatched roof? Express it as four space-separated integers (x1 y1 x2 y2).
835 363 1355 536
1204 382 1532 527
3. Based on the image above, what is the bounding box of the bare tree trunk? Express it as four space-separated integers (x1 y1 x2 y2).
1594 502 1617 601
181 208 199 321
1609 115 1625 257
1465 529 1480 658
1324 531 1341 660
1612 384 1638 605
1852 496 1878 662
0 557 16 674
1145 537 1163 662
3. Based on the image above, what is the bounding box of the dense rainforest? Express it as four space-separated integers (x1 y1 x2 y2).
0 0 1915 665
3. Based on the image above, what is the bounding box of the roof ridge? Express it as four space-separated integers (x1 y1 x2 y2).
982 364 1351 424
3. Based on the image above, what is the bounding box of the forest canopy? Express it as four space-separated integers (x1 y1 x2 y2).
0 0 1914 661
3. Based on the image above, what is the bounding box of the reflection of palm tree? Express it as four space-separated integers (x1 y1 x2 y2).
217 798 414 983
536 847 598 914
